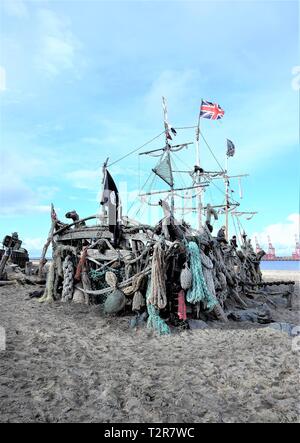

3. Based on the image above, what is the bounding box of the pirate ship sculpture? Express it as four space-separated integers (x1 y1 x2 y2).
38 98 295 333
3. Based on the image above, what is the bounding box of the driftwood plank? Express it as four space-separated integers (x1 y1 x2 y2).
87 249 133 261
56 229 113 241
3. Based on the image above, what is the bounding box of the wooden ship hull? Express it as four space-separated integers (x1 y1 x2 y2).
37 208 280 333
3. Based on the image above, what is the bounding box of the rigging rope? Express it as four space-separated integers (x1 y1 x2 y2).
231 213 241 247
200 132 225 172
108 131 165 168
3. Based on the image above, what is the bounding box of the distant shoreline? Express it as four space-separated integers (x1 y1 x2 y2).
29 258 300 272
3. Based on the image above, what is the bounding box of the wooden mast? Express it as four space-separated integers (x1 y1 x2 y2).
195 104 203 230
225 155 229 240
162 97 175 214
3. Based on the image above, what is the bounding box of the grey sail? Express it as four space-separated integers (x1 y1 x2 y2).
152 153 174 188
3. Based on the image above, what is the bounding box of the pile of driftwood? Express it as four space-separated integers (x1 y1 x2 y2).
0 232 46 287
36 201 297 334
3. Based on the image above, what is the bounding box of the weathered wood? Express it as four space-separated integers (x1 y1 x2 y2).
87 249 133 261
0 280 16 286
53 215 99 236
0 253 10 279
39 204 56 278
56 229 113 241
56 228 155 243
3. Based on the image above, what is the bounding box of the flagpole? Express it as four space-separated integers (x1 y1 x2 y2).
195 101 203 230
225 153 229 241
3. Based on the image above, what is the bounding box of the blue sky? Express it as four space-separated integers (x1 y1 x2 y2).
0 0 299 256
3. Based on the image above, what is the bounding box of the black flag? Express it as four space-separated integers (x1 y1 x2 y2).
100 170 120 245
226 139 235 157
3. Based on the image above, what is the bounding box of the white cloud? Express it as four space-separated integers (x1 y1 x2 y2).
0 66 7 92
23 237 44 251
252 213 300 256
2 0 29 18
0 150 53 216
65 164 141 191
65 168 101 190
36 8 81 77
23 237 52 258
144 69 197 117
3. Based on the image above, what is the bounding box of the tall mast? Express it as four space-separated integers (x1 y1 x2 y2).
195 106 202 230
225 155 229 240
162 97 175 213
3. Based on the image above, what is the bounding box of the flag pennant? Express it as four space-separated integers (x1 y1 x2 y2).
164 122 177 140
200 100 225 120
100 170 120 245
226 139 235 157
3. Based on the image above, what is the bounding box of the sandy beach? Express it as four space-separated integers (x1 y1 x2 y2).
0 270 299 423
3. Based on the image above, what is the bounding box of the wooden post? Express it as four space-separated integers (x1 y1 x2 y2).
38 203 56 278
0 236 14 279
0 250 10 280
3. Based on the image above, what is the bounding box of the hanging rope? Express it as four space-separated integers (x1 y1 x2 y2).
231 213 241 247
146 277 170 335
148 242 167 309
75 247 88 281
186 241 218 310
62 255 75 302
238 178 243 199
132 291 145 311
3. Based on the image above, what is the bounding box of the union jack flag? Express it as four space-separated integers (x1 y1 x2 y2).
200 100 225 120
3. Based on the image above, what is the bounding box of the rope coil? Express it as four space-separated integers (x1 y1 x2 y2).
148 243 167 309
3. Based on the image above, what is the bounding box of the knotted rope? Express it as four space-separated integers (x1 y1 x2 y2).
123 273 146 296
148 242 167 309
132 291 145 311
146 278 170 335
186 241 217 310
62 255 75 302
105 271 118 289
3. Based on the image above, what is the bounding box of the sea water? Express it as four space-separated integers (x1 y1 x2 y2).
260 261 300 271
